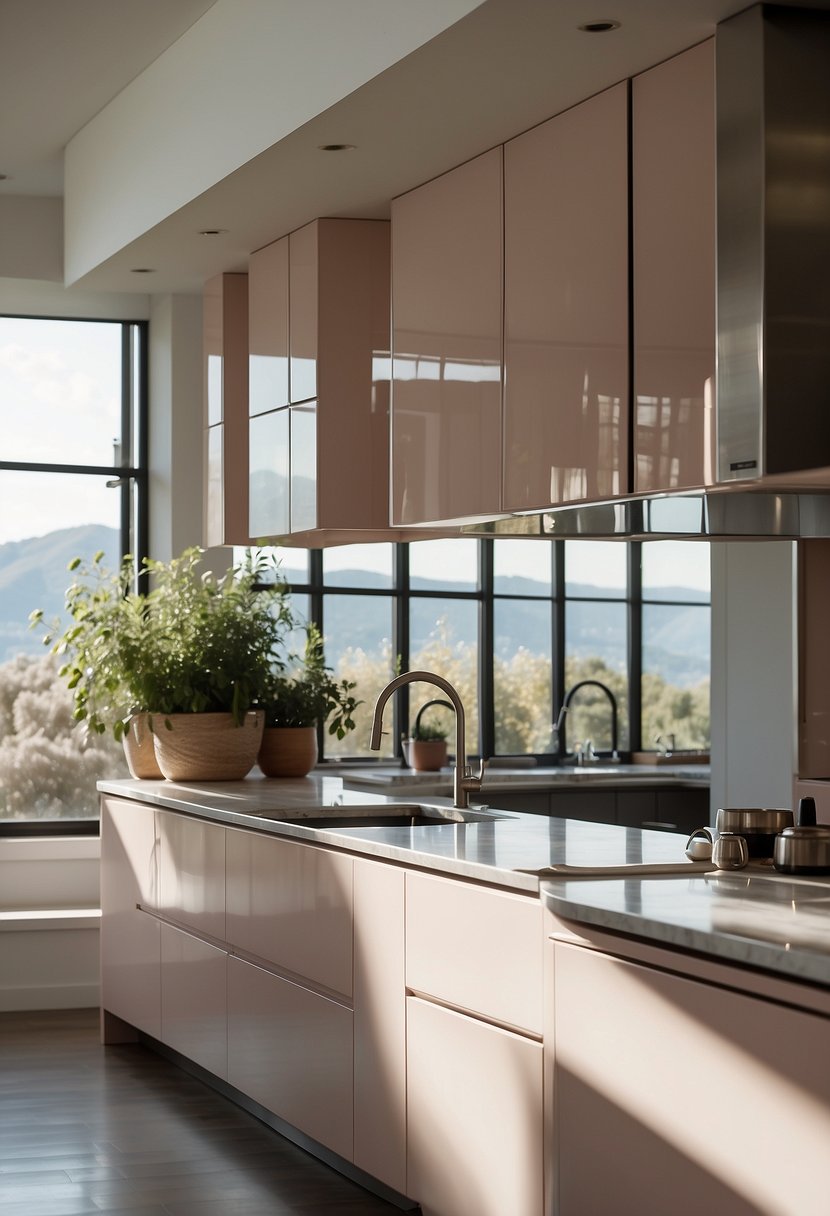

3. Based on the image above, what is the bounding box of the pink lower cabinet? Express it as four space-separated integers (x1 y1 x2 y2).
227 956 353 1161
552 941 830 1216
353 859 406 1194
160 922 227 1080
100 797 161 1040
157 810 226 942
225 828 352 998
407 996 543 1216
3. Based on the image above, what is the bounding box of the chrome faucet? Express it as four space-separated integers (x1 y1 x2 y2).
370 670 486 809
555 679 619 763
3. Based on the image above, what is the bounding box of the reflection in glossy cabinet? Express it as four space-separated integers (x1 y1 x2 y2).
249 236 289 417
203 272 249 545
391 148 503 524
407 996 543 1216
553 941 830 1216
227 956 353 1161
249 407 289 538
353 859 406 1194
157 811 225 942
160 922 227 1080
504 84 628 509
225 828 353 997
289 222 318 404
633 40 716 493
100 797 161 1040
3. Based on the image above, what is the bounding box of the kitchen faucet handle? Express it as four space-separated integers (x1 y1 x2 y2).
462 756 488 790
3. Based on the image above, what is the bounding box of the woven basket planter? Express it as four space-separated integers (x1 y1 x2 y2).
152 711 264 781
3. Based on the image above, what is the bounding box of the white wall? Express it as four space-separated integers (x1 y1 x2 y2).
710 541 798 817
0 197 63 282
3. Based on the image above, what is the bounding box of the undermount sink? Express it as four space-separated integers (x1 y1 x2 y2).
262 804 510 829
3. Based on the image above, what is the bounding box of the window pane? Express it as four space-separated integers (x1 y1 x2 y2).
410 598 478 756
564 601 629 752
409 539 478 591
642 540 711 602
324 543 394 588
493 539 552 596
0 485 126 822
565 541 627 598
494 600 553 753
642 603 710 750
322 594 395 758
0 318 123 466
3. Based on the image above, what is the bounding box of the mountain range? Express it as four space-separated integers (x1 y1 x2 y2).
0 526 709 687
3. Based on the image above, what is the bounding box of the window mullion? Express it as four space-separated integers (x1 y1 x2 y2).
628 541 643 754
480 539 494 761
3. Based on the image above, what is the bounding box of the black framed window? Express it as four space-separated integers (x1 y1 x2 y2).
254 537 711 763
0 315 148 832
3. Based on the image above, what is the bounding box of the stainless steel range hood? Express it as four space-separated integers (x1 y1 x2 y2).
466 4 830 541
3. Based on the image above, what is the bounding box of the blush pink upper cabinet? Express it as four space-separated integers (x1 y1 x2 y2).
248 236 289 417
391 148 503 525
633 39 716 493
203 272 249 546
504 84 629 510
247 218 391 541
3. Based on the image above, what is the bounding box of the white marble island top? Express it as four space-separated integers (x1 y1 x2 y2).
99 772 830 991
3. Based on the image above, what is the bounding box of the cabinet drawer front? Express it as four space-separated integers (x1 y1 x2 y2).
227 956 353 1161
406 872 542 1034
226 829 353 997
160 923 227 1080
158 811 225 941
407 996 543 1216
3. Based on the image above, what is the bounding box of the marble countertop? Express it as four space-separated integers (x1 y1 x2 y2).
542 866 830 988
334 762 710 794
99 772 829 990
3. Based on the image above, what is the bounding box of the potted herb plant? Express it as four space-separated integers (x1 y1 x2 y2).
33 547 294 781
403 698 453 772
258 624 360 778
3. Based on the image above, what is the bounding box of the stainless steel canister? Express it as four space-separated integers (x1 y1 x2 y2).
715 808 793 858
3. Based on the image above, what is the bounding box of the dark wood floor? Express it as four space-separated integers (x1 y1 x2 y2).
0 1008 404 1216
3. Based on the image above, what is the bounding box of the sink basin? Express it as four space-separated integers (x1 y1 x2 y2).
265 804 509 829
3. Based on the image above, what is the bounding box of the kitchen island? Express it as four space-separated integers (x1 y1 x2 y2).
98 774 830 1216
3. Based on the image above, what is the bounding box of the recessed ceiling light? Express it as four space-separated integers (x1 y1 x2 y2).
0 173 11 181
130 267 156 274
578 19 621 32
317 143 356 152
199 228 228 236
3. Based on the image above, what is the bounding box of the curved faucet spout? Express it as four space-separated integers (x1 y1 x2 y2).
556 678 619 762
370 670 484 809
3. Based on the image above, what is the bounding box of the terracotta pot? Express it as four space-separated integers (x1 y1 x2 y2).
406 738 448 773
152 711 264 781
121 712 163 779
258 725 319 778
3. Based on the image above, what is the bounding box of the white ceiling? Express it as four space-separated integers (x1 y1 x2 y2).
0 0 811 294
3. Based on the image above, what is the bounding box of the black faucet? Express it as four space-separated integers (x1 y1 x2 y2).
555 679 619 763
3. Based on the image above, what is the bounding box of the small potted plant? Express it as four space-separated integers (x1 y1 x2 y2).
404 698 453 772
258 624 360 778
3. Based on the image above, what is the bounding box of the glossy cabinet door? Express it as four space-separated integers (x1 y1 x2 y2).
100 797 161 1040
203 271 249 545
391 148 503 524
633 39 716 492
247 218 391 540
406 871 543 1034
553 940 830 1216
225 828 353 997
353 859 406 1194
407 996 543 1216
248 236 289 416
504 84 629 509
160 922 227 1080
157 810 225 943
227 955 353 1161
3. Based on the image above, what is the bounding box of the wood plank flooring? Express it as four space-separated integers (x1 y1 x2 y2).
0 1009 405 1216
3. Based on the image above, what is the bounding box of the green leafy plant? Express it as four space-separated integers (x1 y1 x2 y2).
32 547 295 739
410 698 452 742
263 623 361 740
